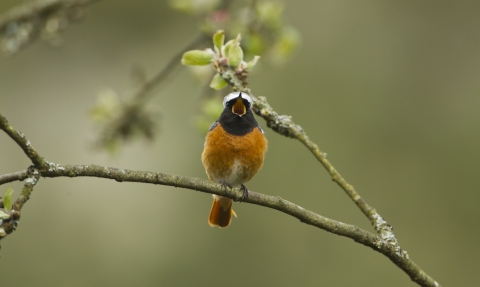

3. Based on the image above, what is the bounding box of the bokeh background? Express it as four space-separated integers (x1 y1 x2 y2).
1 0 479 286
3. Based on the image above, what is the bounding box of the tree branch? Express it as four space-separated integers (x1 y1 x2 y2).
0 162 439 287
0 0 100 30
90 33 211 150
212 52 440 287
0 166 39 235
0 114 48 169
0 0 101 54
0 102 441 287
0 170 28 186
133 33 209 102
216 63 385 230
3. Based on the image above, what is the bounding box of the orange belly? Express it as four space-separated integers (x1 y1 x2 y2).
202 123 267 186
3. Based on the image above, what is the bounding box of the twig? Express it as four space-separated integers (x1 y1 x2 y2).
134 33 209 101
0 0 100 30
0 170 28 186
0 166 39 235
217 64 378 223
0 0 101 54
214 61 440 287
90 34 210 149
0 114 47 169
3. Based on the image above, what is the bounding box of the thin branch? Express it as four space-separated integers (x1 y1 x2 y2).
0 170 28 186
0 114 48 169
13 166 40 211
0 0 100 30
214 60 439 287
0 166 39 235
0 0 101 54
134 33 210 101
255 96 377 219
217 64 379 224
90 34 210 149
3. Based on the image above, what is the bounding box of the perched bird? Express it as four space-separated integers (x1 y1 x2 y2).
202 92 268 228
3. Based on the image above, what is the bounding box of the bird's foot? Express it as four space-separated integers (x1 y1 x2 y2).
221 182 233 197
239 184 249 202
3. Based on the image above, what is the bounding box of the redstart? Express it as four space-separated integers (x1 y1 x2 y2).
202 92 268 228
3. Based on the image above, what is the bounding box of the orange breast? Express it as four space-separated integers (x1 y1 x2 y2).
202 123 267 186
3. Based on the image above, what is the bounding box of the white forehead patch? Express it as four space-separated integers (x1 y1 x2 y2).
222 92 253 108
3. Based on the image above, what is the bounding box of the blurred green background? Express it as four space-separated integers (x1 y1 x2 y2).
1 0 479 286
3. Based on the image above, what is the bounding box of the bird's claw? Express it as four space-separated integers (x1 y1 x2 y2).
239 184 249 202
221 182 233 197
220 183 248 202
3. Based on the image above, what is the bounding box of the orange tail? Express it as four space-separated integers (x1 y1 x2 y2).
208 195 237 228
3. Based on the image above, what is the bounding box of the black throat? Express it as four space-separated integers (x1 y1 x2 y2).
218 108 258 136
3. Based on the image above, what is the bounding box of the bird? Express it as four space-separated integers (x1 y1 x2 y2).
202 92 268 228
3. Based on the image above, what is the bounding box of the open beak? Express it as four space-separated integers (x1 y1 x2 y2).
231 94 246 116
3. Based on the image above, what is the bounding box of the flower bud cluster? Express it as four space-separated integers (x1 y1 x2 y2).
181 30 260 91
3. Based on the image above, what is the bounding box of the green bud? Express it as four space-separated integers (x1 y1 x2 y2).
223 39 235 57
181 49 214 66
0 228 6 237
213 30 225 54
228 44 243 68
210 73 228 90
246 56 261 71
3 188 13 213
